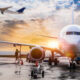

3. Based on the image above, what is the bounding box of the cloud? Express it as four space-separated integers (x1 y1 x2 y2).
0 19 50 43
0 0 56 20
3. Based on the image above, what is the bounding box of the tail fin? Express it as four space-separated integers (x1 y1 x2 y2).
17 7 26 13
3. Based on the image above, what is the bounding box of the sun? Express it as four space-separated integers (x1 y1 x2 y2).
47 41 59 48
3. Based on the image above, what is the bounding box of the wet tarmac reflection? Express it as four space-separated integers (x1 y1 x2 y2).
0 60 80 80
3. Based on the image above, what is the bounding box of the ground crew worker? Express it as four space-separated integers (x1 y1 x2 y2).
15 49 19 61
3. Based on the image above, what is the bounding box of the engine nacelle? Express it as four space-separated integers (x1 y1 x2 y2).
29 47 45 61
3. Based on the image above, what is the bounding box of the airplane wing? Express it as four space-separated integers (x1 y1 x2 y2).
0 40 64 56
0 40 56 49
0 6 12 14
0 34 59 50
0 40 59 48
0 41 37 47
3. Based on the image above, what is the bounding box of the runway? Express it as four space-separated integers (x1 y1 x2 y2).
0 58 80 80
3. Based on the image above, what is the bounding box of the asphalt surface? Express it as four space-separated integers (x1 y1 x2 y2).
0 58 80 80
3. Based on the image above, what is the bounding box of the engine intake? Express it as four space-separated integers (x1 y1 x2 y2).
29 47 45 61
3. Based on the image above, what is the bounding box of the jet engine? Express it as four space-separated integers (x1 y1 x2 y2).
29 47 45 61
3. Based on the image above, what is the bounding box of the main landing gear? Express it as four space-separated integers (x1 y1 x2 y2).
48 57 59 66
54 58 59 66
69 61 76 69
48 51 59 66
48 57 52 65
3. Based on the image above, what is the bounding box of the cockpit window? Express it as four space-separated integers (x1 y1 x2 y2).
66 32 73 35
66 32 80 35
74 32 80 35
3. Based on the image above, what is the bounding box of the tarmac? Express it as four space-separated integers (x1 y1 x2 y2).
0 58 80 80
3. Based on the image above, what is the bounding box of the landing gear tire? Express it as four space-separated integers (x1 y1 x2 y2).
54 58 59 66
48 58 52 65
76 61 79 64
31 71 37 79
70 62 76 69
31 71 33 78
42 71 44 78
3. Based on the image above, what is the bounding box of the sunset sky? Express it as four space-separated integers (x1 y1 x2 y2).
0 0 80 51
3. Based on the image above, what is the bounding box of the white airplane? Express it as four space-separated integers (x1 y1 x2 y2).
60 25 80 64
0 6 26 14
0 24 80 69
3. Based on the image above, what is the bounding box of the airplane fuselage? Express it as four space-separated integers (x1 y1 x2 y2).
59 25 80 60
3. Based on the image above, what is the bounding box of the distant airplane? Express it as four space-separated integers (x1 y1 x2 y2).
0 7 26 14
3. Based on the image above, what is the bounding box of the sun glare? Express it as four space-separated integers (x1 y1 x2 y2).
48 41 59 48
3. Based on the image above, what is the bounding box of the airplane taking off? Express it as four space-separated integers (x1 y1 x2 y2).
0 7 26 14
0 24 80 69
